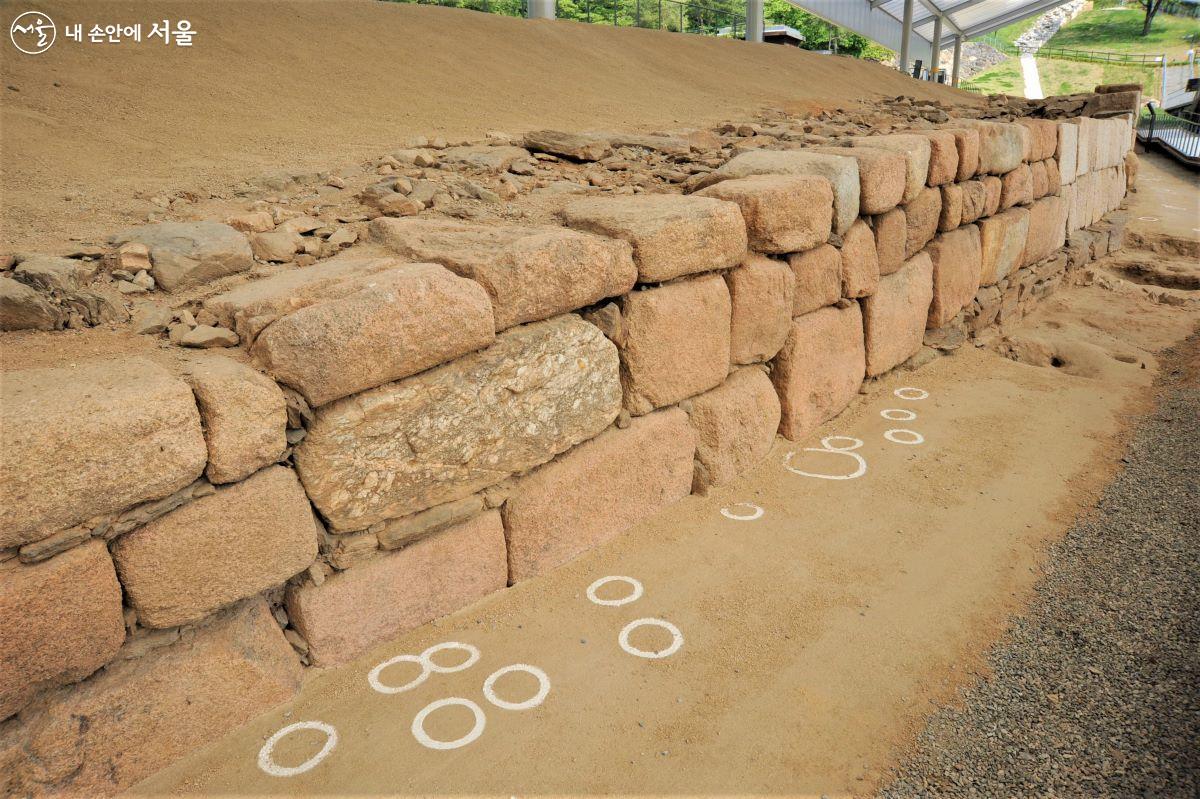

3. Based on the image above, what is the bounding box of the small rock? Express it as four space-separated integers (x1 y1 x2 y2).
178 324 239 348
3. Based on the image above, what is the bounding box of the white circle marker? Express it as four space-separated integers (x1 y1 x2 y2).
884 429 925 445
482 664 551 711
720 502 764 521
880 408 917 421
1138 216 1159 222
411 697 486 750
586 575 643 607
368 653 429 694
784 436 867 481
894 387 929 400
420 642 480 674
619 618 684 660
257 721 338 777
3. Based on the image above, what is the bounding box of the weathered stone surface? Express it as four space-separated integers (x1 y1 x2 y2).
917 130 960 186
809 146 906 215
615 273 731 414
999 163 1032 210
1023 195 1069 267
0 277 62 331
376 494 485 551
978 207 1030 286
982 175 1003 217
371 217 636 330
110 222 253 292
697 173 833 253
960 179 989 225
1124 150 1138 190
12 255 98 294
562 194 747 282
179 324 239 349
113 466 317 628
772 303 865 441
523 130 612 161
0 541 124 721
788 244 841 316
1057 121 1079 184
1029 160 1048 199
0 358 206 549
862 252 934 377
688 368 780 494
712 149 860 234
287 512 506 665
939 183 963 232
904 186 942 259
926 224 982 329
839 219 880 299
251 262 494 406
948 120 1025 175
440 145 532 172
295 314 621 531
1018 118 1059 162
941 127 981 181
182 354 287 484
726 255 793 364
1044 157 1062 196
871 207 907 276
15 598 301 798
849 134 931 203
250 229 301 263
504 409 695 581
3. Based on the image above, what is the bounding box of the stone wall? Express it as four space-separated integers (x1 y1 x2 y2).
0 107 1137 797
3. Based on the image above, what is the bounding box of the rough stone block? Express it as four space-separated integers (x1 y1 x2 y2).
182 354 287 484
1056 121 1079 184
948 120 1025 175
772 304 865 441
917 130 960 186
1069 116 1098 177
839 219 880 299
561 194 747 282
112 466 317 628
1124 150 1138 190
712 149 860 234
523 130 612 161
440 145 531 172
0 541 125 721
999 164 1032 210
787 244 841 315
688 368 780 493
504 409 695 581
376 495 485 551
0 277 62 332
978 207 1030 286
809 146 906 215
941 127 981 181
1018 118 1059 162
726 255 794 364
294 315 620 531
926 224 982 329
939 184 963 232
0 358 206 549
251 262 494 407
286 512 507 666
872 207 907 275
904 186 942 259
1044 158 1062 196
849 134 931 202
369 218 636 330
862 252 934 376
109 222 253 292
960 180 989 225
15 599 301 798
1022 195 1068 267
613 274 731 414
697 173 833 253
1029 160 1048 199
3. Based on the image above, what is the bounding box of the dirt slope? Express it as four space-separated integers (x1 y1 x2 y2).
1 0 975 251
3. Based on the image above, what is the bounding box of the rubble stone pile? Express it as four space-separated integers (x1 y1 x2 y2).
0 89 1139 798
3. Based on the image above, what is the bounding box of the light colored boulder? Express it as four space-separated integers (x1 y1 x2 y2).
926 225 982 329
711 149 861 234
12 255 98 294
440 145 532 172
940 127 982 181
370 217 636 330
904 186 942 259
697 173 834 253
978 207 1030 286
504 408 695 581
788 244 841 316
839 219 880 299
726 254 794 364
562 194 747 282
808 146 906 215
110 221 253 292
999 163 1032 210
872 207 907 275
0 358 206 548
848 134 932 202
1017 118 1059 162
294 314 621 531
688 368 781 493
862 252 934 376
917 130 960 186
772 303 865 441
0 277 62 331
523 130 612 161
946 120 1025 175
939 183 963 232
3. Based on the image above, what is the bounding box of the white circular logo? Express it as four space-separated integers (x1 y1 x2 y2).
10 11 56 54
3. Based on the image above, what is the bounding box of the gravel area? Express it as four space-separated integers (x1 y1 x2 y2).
882 334 1200 797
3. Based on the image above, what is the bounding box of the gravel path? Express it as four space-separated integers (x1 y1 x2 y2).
882 334 1200 797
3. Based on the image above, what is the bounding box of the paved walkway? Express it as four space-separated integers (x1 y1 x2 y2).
1021 53 1045 100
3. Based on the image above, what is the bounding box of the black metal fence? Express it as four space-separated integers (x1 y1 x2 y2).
1138 103 1200 166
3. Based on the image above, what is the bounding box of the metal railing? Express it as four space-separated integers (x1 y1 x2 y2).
1017 44 1178 65
1138 103 1200 166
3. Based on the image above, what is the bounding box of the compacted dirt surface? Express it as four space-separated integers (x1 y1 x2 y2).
129 269 1198 795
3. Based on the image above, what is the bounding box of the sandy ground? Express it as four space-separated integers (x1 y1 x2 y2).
126 268 1198 796
0 0 975 253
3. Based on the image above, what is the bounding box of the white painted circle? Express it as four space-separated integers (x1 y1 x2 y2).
884 428 925 445
720 502 764 521
420 642 480 674
368 653 429 694
411 698 486 751
880 408 917 422
257 721 338 777
587 575 643 607
1138 216 1159 222
619 618 684 660
894 387 929 400
784 447 868 480
821 435 864 452
482 664 551 711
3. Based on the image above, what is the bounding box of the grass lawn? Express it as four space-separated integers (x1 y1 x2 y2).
1047 6 1200 62
962 56 1160 99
